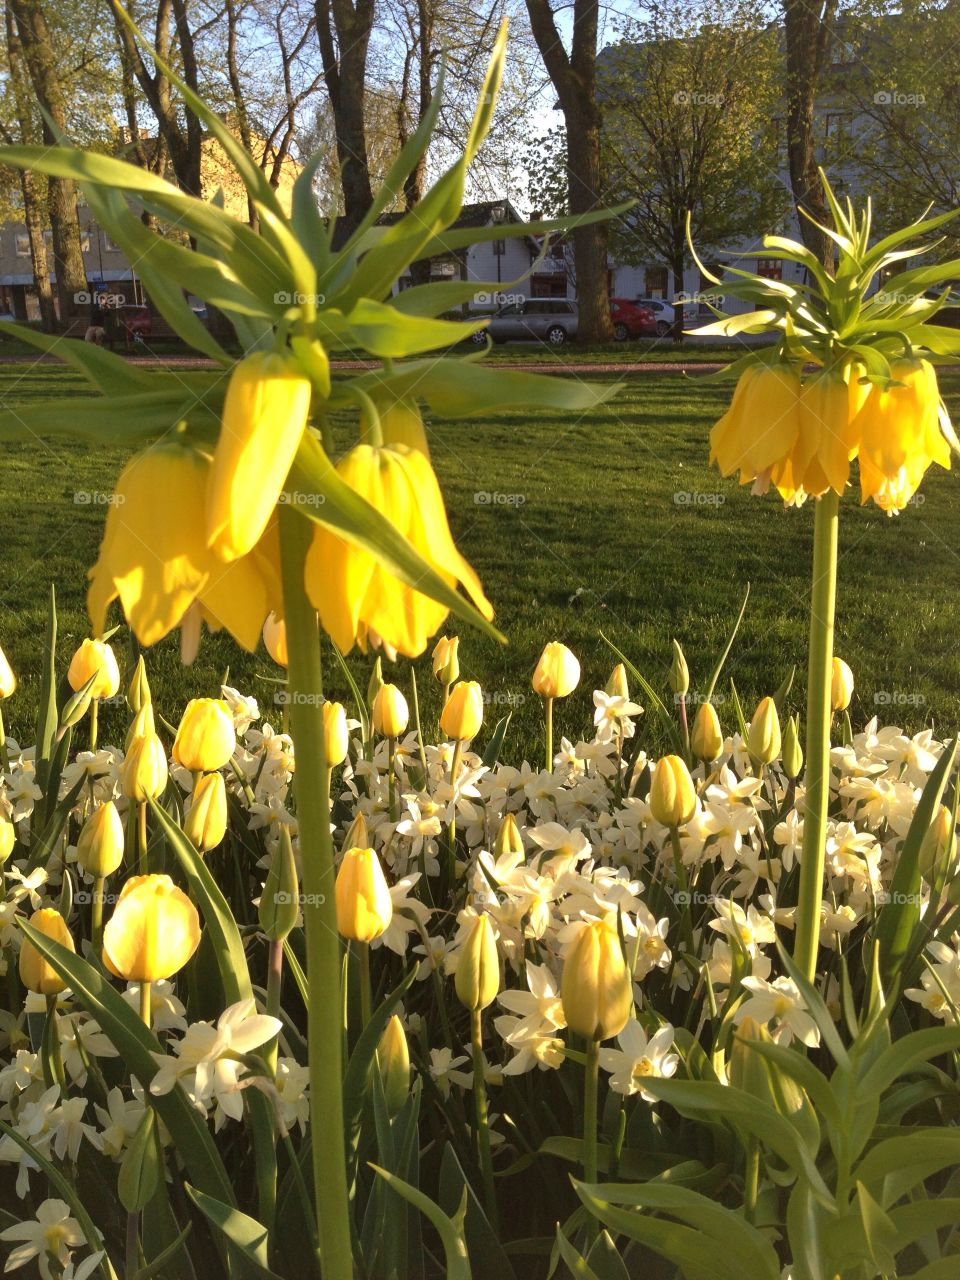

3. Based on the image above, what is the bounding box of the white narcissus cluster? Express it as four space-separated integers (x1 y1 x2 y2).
0 669 955 1213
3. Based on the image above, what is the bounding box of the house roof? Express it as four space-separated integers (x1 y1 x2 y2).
375 198 525 229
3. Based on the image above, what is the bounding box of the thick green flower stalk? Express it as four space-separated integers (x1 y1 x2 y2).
693 175 960 979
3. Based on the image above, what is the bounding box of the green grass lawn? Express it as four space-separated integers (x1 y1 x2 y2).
1 358 959 762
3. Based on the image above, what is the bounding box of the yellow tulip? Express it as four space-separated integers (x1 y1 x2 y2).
372 684 409 739
532 641 580 699
128 655 151 712
494 812 524 857
335 846 393 942
77 801 125 878
378 1015 411 1118
669 640 689 696
690 701 723 762
919 804 958 886
454 913 500 1011
0 645 15 699
86 443 271 651
173 698 236 773
649 755 697 827
853 360 950 513
709 364 801 485
19 908 75 995
262 612 288 666
184 772 228 852
0 819 15 865
561 919 632 1041
102 874 201 982
206 352 312 562
747 696 782 765
605 663 629 699
432 636 460 685
125 701 156 752
121 731 168 802
67 638 120 700
440 681 484 741
303 443 492 658
783 714 803 779
323 700 350 767
831 657 854 712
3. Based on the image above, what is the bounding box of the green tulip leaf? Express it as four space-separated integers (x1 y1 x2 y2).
183 1185 283 1279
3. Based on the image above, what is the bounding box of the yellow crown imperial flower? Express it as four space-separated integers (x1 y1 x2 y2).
852 359 950 513
184 771 228 853
206 352 313 562
335 846 393 942
440 680 484 741
102 874 201 982
709 364 801 487
19 908 75 996
172 698 236 773
67 638 120 700
561 918 632 1042
304 443 492 658
87 443 272 653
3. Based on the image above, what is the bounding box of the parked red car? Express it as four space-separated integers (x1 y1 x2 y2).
610 297 657 340
119 304 151 344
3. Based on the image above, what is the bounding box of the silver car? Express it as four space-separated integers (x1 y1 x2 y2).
480 298 579 346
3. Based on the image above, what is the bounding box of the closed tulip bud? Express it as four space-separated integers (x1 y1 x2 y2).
206 351 312 562
494 812 524 858
372 684 408 739
367 657 384 708
378 1015 411 1118
747 696 781 766
831 657 854 712
125 701 156 751
0 645 16 699
729 1017 818 1149
605 663 630 699
323 700 350 767
184 772 227 853
690 702 722 762
441 681 484 741
432 636 460 685
649 754 697 827
262 613 287 667
128 655 151 713
455 913 500 1011
122 731 168 802
68 638 120 700
669 640 689 696
102 874 201 982
19 908 75 995
919 804 958 886
77 801 124 878
173 698 236 773
532 642 580 699
341 810 368 853
335 846 393 941
0 819 14 866
260 825 300 941
561 918 632 1041
783 715 803 779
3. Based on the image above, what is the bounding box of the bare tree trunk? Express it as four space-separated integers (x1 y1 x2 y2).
783 0 836 268
315 0 375 235
525 0 612 343
8 0 86 330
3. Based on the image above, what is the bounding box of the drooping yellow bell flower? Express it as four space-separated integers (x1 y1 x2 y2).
335 846 393 942
184 771 228 852
172 698 236 773
102 874 201 982
380 396 432 460
532 641 580 699
304 443 492 658
87 443 270 652
561 918 632 1042
709 364 802 486
19 908 75 996
67 638 120 700
206 352 312 562
852 360 950 513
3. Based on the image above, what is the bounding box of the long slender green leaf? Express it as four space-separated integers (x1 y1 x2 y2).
369 1166 472 1280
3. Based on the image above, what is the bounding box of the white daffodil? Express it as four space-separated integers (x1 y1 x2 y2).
598 1021 679 1100
0 1199 87 1278
736 976 820 1047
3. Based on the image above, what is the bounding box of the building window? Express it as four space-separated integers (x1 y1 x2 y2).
14 233 30 257
550 240 566 260
645 266 668 298
757 258 783 282
823 113 851 143
531 273 567 299
80 232 91 253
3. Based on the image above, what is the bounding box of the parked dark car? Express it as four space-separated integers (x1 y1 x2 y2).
610 297 657 340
